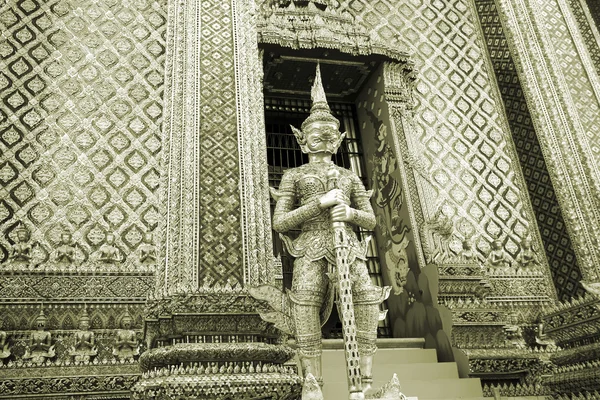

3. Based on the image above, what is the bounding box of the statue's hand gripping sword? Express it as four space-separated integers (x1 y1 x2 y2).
327 169 364 400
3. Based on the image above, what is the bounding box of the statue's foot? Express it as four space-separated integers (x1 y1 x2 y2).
301 373 323 400
362 382 373 394
349 391 365 400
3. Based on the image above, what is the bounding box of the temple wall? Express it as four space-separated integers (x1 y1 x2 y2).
0 0 165 334
338 0 557 300
0 0 166 274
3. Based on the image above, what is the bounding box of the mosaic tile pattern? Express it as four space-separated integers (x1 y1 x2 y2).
571 0 600 78
337 0 552 288
0 0 166 271
539 0 600 171
585 0 600 29
474 0 584 301
197 0 243 286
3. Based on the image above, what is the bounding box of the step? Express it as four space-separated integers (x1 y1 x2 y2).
316 342 483 400
322 361 459 381
321 376 483 400
323 347 439 366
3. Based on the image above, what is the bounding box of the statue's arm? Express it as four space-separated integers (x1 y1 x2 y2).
272 171 322 233
350 175 377 231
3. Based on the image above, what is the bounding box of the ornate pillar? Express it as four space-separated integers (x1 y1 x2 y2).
495 0 600 282
157 0 274 297
135 0 300 398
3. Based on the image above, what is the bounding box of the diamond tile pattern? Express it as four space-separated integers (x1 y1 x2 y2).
573 0 600 78
198 1 243 286
474 0 584 301
585 0 600 30
538 0 600 174
337 0 550 280
0 0 166 267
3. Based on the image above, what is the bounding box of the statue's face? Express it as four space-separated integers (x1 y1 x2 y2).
36 320 45 330
304 121 342 154
16 230 27 242
61 233 71 244
106 234 115 245
122 318 132 329
80 320 89 330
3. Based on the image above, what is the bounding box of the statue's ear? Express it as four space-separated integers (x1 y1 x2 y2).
290 125 304 144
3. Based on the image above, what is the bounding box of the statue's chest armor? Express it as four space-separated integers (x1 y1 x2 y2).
296 168 353 202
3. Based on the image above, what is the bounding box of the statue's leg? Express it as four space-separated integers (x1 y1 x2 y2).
352 259 385 393
290 257 327 386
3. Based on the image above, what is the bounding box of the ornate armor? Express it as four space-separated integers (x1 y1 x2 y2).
251 64 390 397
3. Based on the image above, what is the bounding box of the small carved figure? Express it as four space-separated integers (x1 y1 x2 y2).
0 329 10 360
460 238 477 262
516 236 538 270
10 226 32 262
69 309 97 362
23 309 55 364
55 231 76 264
503 324 526 349
534 319 557 350
426 205 454 263
486 238 510 272
113 313 139 361
138 232 157 264
97 233 122 263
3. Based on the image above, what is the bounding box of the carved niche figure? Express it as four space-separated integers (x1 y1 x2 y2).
425 205 454 263
0 328 10 361
138 232 157 264
459 237 477 262
113 313 139 361
69 308 97 362
250 64 389 395
10 226 32 262
55 231 77 264
516 236 538 270
485 237 510 272
23 309 55 364
96 233 122 263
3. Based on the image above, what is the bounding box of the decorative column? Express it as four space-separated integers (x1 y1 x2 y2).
495 0 600 282
134 0 300 398
156 0 274 297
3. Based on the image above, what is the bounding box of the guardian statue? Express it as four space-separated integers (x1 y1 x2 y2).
251 64 390 398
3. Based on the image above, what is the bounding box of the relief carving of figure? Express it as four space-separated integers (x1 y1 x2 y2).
486 237 511 272
113 313 139 361
0 328 10 361
69 308 97 362
516 236 538 271
96 233 122 263
23 309 55 364
10 226 32 262
459 237 477 263
425 205 454 263
250 65 390 397
138 232 157 264
367 109 410 296
55 231 77 264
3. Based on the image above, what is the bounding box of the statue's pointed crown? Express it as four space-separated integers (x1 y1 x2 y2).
36 306 47 323
300 63 340 132
80 307 90 323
